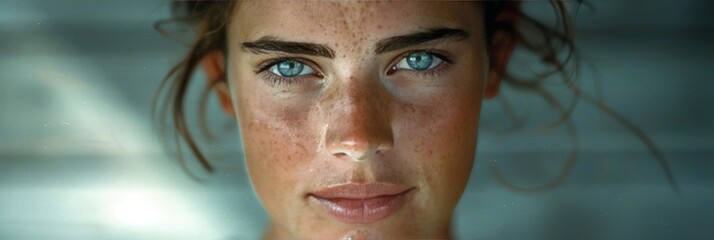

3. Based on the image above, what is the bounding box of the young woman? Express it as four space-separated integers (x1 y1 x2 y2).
154 1 675 239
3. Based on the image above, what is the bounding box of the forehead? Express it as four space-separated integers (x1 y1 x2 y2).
230 1 482 45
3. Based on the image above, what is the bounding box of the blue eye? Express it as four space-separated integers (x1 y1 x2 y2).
394 52 443 71
269 60 315 77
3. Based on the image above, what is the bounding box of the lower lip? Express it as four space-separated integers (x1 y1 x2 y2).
310 190 412 224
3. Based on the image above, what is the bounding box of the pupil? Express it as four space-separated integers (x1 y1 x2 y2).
407 52 432 70
278 60 304 77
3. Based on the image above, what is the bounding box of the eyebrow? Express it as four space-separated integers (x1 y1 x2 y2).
242 37 336 58
240 28 469 58
374 28 470 54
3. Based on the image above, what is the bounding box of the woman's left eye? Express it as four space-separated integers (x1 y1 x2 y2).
268 60 315 77
393 52 443 72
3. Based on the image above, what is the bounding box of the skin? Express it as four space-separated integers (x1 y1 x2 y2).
202 1 515 239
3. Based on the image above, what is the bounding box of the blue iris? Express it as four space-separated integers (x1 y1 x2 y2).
276 60 305 77
405 52 434 70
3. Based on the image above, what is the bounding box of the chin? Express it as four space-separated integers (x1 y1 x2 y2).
293 214 442 240
308 227 408 240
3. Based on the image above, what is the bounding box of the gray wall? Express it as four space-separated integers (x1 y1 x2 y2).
1 1 712 239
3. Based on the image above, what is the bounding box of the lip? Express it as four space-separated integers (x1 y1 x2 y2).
308 183 414 224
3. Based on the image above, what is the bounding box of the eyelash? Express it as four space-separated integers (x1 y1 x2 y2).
386 50 452 77
255 57 322 86
255 50 452 86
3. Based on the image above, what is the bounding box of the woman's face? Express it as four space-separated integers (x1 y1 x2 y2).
222 1 499 239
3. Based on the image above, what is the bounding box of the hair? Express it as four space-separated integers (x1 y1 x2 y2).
153 1 679 192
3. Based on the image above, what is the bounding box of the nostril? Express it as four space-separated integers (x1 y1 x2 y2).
327 135 394 162
376 142 392 153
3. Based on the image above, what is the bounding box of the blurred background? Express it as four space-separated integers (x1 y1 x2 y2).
1 0 712 239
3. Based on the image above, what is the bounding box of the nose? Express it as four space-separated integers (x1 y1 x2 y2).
323 76 394 162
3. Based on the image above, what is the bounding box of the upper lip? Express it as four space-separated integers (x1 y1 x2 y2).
309 182 413 199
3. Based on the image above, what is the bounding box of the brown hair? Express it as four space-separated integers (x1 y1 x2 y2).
153 1 679 191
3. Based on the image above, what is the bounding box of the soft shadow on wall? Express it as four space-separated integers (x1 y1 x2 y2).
0 1 712 239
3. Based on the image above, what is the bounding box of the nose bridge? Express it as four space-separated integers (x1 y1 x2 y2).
323 73 393 162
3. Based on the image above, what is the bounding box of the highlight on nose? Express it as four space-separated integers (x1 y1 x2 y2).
328 135 393 162
324 110 394 163
320 71 395 162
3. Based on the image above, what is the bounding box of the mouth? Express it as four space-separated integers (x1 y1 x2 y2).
308 183 414 224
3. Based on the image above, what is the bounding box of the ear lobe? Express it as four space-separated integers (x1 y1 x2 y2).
200 51 234 115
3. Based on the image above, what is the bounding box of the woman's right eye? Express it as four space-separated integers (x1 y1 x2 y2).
268 60 315 77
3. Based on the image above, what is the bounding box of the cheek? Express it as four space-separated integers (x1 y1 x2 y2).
233 81 320 220
395 78 482 209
